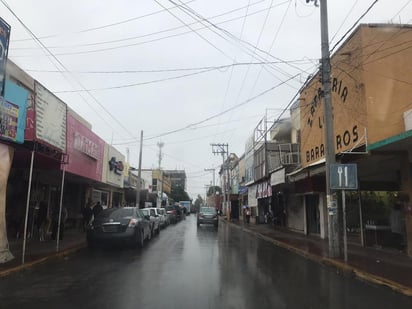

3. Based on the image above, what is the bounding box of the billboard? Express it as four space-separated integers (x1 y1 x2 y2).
34 81 67 151
0 17 11 97
0 80 28 144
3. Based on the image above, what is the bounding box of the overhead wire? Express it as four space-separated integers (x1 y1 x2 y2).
1 0 139 143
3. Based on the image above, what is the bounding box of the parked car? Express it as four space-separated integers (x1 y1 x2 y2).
86 207 151 248
156 208 169 228
197 207 218 228
165 205 181 224
142 208 161 236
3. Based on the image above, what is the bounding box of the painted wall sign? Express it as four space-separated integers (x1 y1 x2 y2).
300 71 366 167
108 157 124 175
34 81 66 151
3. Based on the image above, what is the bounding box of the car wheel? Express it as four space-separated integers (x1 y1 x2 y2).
197 221 200 227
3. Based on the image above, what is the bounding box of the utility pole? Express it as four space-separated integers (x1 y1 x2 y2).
211 143 229 216
157 141 164 207
136 130 143 208
204 168 216 207
307 0 341 257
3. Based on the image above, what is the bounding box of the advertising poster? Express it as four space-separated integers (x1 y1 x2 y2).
0 17 11 97
1 80 28 144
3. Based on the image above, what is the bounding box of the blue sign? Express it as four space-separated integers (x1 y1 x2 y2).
1 80 28 144
330 164 358 190
0 17 11 97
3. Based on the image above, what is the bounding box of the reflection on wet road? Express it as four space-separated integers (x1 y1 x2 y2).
0 216 411 308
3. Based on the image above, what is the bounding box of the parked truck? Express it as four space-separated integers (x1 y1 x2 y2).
179 201 191 216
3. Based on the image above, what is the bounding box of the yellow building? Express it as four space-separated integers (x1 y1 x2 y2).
297 24 412 256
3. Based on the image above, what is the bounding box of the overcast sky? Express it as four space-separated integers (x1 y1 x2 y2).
2 0 412 199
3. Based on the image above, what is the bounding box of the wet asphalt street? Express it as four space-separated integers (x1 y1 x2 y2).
0 216 411 309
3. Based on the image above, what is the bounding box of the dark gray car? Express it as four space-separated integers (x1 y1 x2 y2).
87 207 151 248
197 207 218 228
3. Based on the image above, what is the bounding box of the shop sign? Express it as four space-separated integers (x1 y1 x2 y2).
1 80 28 144
108 157 124 175
270 168 285 186
35 81 66 151
73 132 99 159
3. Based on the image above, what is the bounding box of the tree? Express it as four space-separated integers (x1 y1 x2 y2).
0 144 14 263
170 184 190 203
207 186 222 196
194 195 203 212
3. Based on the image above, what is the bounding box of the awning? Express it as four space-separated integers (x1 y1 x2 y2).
287 158 325 182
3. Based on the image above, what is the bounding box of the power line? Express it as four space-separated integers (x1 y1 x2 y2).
1 0 138 141
11 0 198 42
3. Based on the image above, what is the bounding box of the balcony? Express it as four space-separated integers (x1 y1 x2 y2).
254 143 300 181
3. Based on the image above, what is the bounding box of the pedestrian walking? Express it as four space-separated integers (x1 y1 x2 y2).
245 207 251 224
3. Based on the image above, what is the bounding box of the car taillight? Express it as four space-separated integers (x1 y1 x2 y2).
129 218 138 227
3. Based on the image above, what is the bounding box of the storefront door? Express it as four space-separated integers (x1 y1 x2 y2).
306 194 320 235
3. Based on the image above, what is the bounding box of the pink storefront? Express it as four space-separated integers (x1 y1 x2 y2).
64 110 107 219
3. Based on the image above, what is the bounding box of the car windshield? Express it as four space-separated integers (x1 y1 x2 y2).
200 207 216 214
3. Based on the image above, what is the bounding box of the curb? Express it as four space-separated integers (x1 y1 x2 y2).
0 242 87 278
224 220 412 297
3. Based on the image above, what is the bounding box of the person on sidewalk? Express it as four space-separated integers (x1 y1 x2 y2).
35 201 48 241
245 207 251 224
92 201 103 220
82 198 93 230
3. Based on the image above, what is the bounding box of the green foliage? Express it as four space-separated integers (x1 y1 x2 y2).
207 186 222 196
170 183 190 203
194 195 203 212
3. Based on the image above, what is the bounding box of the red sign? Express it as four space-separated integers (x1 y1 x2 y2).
66 113 105 181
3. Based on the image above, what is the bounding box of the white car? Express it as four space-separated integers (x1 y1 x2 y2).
142 208 161 236
156 208 169 228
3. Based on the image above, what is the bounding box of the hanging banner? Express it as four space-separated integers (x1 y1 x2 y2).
0 17 11 97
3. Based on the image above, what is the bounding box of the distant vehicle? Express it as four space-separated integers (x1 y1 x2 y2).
179 201 191 216
197 207 218 228
142 208 161 236
86 207 151 248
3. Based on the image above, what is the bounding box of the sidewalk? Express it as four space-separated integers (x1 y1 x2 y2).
225 219 412 297
0 228 86 277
